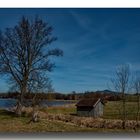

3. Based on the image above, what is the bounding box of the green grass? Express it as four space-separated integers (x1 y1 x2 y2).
125 95 138 102
103 101 139 120
0 109 82 132
0 109 133 132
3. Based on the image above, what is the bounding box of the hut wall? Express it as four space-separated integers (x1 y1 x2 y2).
77 106 93 117
77 101 103 117
93 101 103 117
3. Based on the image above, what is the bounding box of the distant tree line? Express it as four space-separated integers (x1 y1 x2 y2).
0 92 82 100
0 90 125 101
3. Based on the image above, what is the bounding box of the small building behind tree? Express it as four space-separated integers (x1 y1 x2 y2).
76 98 104 117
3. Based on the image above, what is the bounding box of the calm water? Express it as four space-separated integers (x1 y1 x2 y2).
0 99 75 109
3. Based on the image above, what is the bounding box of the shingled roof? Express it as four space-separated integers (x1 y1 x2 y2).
76 98 104 107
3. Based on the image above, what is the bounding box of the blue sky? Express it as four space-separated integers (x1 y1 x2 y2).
0 8 140 93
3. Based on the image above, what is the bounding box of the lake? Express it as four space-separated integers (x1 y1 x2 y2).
0 99 76 109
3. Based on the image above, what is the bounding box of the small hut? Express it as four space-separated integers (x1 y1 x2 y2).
76 98 104 117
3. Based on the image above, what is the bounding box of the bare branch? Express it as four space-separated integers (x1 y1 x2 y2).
0 16 63 116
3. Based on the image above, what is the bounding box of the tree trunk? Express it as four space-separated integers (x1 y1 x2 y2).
32 106 39 122
122 92 126 129
122 121 125 129
15 85 26 116
27 106 39 124
136 94 140 130
31 96 39 122
15 100 22 116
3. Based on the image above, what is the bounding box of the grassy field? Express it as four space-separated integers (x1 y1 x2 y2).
103 101 139 120
40 105 76 115
0 100 139 132
0 109 132 132
40 101 139 120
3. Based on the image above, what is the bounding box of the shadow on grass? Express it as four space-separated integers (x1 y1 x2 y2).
0 109 17 118
70 113 77 116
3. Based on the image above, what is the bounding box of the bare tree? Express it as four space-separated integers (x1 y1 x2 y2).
133 76 140 129
0 16 63 116
111 64 130 129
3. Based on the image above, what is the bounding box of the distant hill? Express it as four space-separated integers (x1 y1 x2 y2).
95 89 116 94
